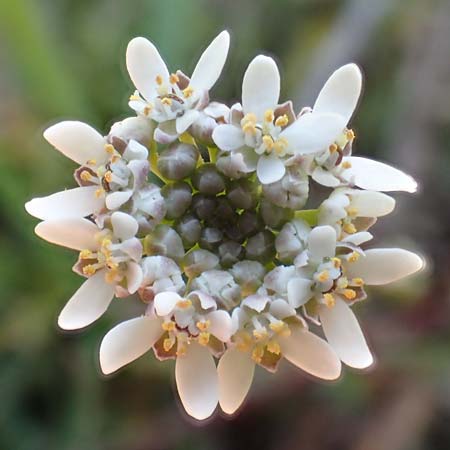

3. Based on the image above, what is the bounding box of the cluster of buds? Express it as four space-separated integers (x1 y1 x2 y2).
26 30 423 421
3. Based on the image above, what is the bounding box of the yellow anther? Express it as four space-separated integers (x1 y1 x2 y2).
273 137 288 155
129 94 140 101
176 299 192 309
104 171 113 183
169 73 179 84
79 249 93 259
198 332 210 346
331 257 341 268
143 106 152 116
105 144 115 154
161 97 172 106
155 75 163 85
82 265 96 276
264 109 274 123
80 170 92 182
343 289 357 300
101 238 112 249
253 328 269 341
337 277 348 289
275 114 289 127
176 343 187 357
111 154 121 163
329 143 338 153
182 86 194 98
262 135 274 151
242 122 256 135
251 345 265 363
351 277 365 286
162 321 176 332
342 161 352 169
346 207 358 217
324 293 335 308
106 258 119 270
95 188 105 198
163 337 175 352
235 331 252 352
346 129 355 140
196 320 210 332
104 269 120 284
348 251 360 263
86 159 97 166
317 270 330 282
266 340 281 355
343 223 357 234
243 113 257 124
269 321 291 337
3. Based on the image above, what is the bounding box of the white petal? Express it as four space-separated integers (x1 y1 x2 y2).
348 190 395 217
281 112 346 154
126 37 169 102
241 294 269 312
126 261 144 294
312 166 341 187
175 343 218 420
256 154 286 184
280 328 342 380
43 121 107 165
188 291 217 311
190 30 230 92
287 278 313 308
154 291 181 316
218 348 254 415
99 316 163 375
212 124 244 151
34 218 98 250
242 55 280 119
269 299 296 319
58 270 115 330
320 297 373 369
341 157 417 192
176 110 200 134
313 63 362 124
105 190 133 210
25 186 104 220
111 211 138 240
206 310 232 342
341 231 373 246
344 248 424 285
308 225 337 259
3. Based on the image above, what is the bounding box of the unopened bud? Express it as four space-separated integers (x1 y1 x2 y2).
144 225 184 261
199 227 223 251
191 194 217 221
245 230 276 263
183 249 219 278
176 214 202 247
157 143 199 180
161 182 192 219
218 241 244 268
275 219 311 263
192 163 225 195
227 179 258 210
260 199 293 228
108 116 153 147
190 113 217 145
231 260 266 293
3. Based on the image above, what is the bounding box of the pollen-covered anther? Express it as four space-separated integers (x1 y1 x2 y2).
163 337 176 352
253 328 269 341
329 143 338 153
235 331 252 352
129 94 140 101
251 345 264 363
82 265 96 276
346 207 358 217
104 144 115 154
155 75 163 86
342 161 352 169
198 332 210 346
104 269 120 284
79 249 93 259
351 277 365 286
196 320 210 332
266 340 281 355
176 299 192 309
331 257 341 268
324 293 335 308
182 86 194 98
262 135 274 151
343 222 357 234
269 321 291 337
346 129 355 140
80 170 92 182
104 171 113 183
169 73 179 84
275 114 289 127
264 109 274 123
106 258 119 270
273 137 288 155
343 289 357 300
176 341 187 357
143 106 152 116
162 321 176 332
317 270 330 282
161 97 172 106
348 251 360 263
337 277 348 289
86 159 97 166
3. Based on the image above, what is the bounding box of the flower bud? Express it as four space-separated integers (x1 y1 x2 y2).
275 219 311 263
245 230 276 263
230 260 266 294
143 225 184 261
238 211 263 238
191 194 217 221
260 199 293 228
157 142 199 180
108 116 153 148
161 182 192 219
190 113 217 146
183 249 219 278
176 214 202 248
218 241 244 268
192 163 225 195
227 179 258 210
199 227 223 251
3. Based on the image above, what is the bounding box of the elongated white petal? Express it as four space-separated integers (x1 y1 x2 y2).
35 218 98 250
349 190 395 217
175 343 218 420
206 310 232 342
256 154 286 184
176 110 200 134
341 157 417 192
111 212 138 241
344 248 423 285
308 225 336 259
280 328 342 380
43 121 107 165
313 63 362 124
320 298 373 369
281 112 346 154
218 348 255 414
105 190 133 210
154 291 181 316
212 124 244 151
287 278 313 308
242 55 280 119
190 30 230 92
126 37 169 102
341 231 373 246
312 166 341 187
25 186 104 220
99 316 163 375
58 270 115 330
126 261 143 294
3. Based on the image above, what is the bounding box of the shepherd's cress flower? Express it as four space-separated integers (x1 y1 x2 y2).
25 30 424 421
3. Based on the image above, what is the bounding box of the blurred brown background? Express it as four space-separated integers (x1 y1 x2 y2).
1 0 449 449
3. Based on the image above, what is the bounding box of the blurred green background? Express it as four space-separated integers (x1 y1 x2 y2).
1 0 450 449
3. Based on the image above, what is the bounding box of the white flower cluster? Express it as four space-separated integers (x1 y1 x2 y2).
25 31 424 421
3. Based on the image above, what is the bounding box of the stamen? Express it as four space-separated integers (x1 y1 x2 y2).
163 337 176 352
329 143 338 153
252 345 264 363
235 331 252 352
162 321 176 332
129 94 140 101
269 321 291 338
104 171 113 183
342 161 352 169
80 170 92 182
86 159 97 166
143 105 152 116
337 277 348 289
82 265 96 276
264 109 274 123
274 114 289 127
343 223 357 234
266 340 281 355
324 293 335 308
351 277 365 286
317 270 330 282
196 320 210 332
343 289 357 300
346 207 358 217
348 252 360 263
155 75 163 85
262 135 274 151
273 137 288 155
176 299 192 309
169 73 179 84
242 122 256 135
182 86 194 98
253 328 268 341
198 332 210 346
331 257 341 268
346 129 355 140
161 97 172 106
79 249 93 259
105 144 115 154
